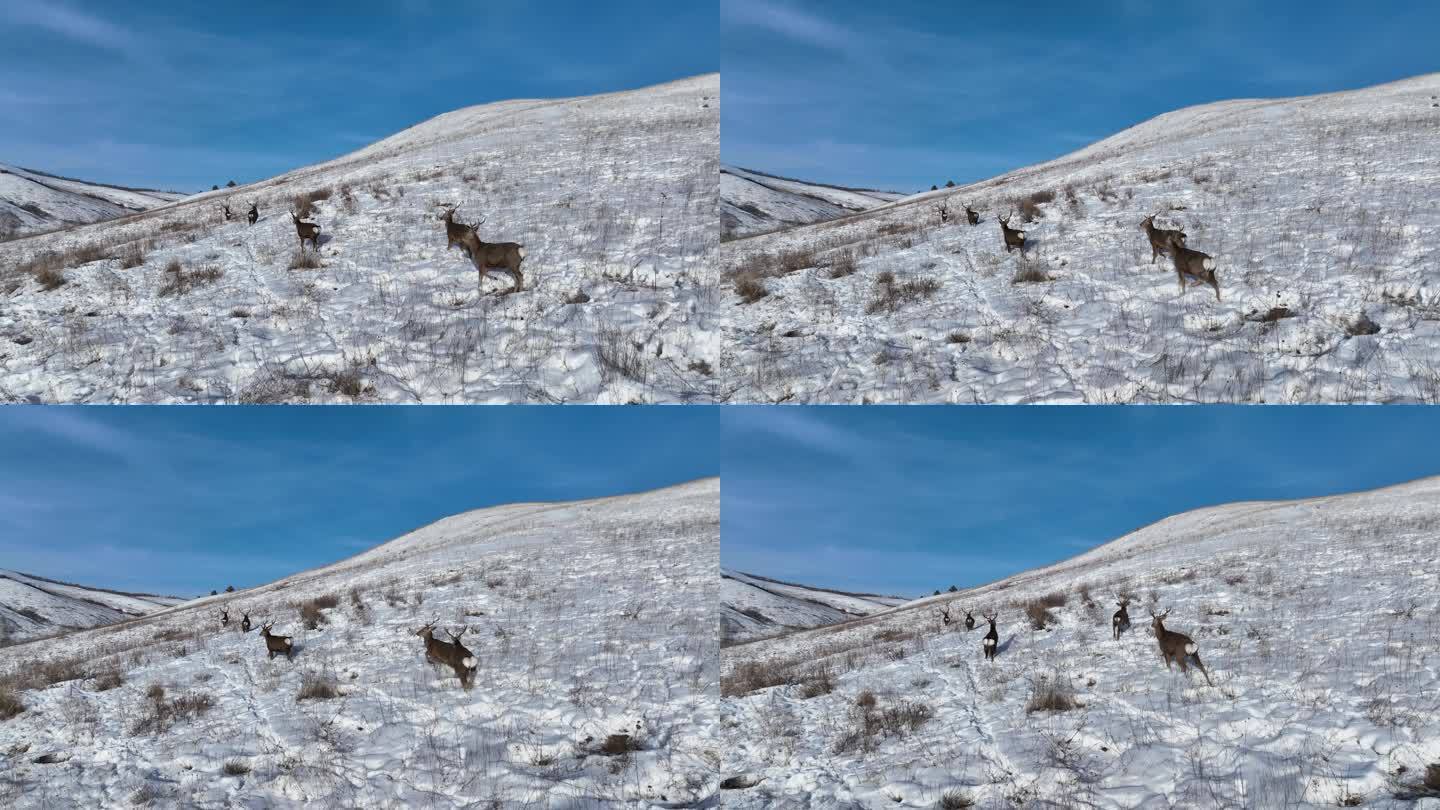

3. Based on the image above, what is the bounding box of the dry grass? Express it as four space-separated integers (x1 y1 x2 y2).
222 759 251 776
1026 673 1080 713
865 272 941 315
296 672 338 702
298 594 339 629
130 684 215 736
288 250 322 270
158 260 223 296
940 789 976 808
118 243 146 269
734 274 768 304
92 669 125 692
291 188 333 219
0 686 23 721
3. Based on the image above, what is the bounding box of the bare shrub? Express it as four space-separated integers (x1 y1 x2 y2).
827 251 858 278
159 260 223 296
941 788 976 808
222 759 251 776
1012 261 1053 284
296 672 338 702
131 685 215 735
92 669 125 692
946 332 971 344
1026 673 1080 713
722 661 796 697
119 243 146 269
797 667 834 699
298 595 337 629
292 188 333 219
734 274 768 304
1025 600 1056 630
288 250 322 270
865 274 941 315
597 325 650 384
0 686 23 721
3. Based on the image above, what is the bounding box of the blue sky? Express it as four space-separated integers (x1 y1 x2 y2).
0 0 716 191
0 407 717 596
722 407 1440 598
723 0 1440 191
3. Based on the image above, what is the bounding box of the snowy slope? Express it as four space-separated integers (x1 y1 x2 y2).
0 74 718 404
721 73 1440 404
0 478 719 808
722 165 902 241
719 477 1440 808
722 568 906 645
0 569 184 645
0 164 184 240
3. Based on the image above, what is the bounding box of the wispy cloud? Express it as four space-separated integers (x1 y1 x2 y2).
721 0 860 53
0 0 145 58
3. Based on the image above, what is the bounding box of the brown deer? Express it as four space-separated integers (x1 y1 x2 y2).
1140 214 1185 263
259 621 294 661
1112 597 1131 641
240 612 252 633
1167 234 1220 301
999 215 1026 254
291 211 321 252
247 202 258 226
936 201 952 224
1149 610 1212 685
982 613 999 661
453 209 525 294
220 203 233 221
965 205 980 226
439 205 473 255
963 609 975 631
938 605 953 626
218 608 230 629
415 620 478 689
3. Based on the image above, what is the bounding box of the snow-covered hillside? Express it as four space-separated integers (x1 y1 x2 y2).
722 568 905 645
0 75 718 404
0 479 719 808
0 164 185 241
0 569 184 646
721 74 1440 404
719 477 1440 808
722 165 902 241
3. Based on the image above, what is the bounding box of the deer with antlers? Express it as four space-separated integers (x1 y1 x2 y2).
938 604 954 627
965 204 980 226
247 202 258 226
1112 597 1131 641
220 203 234 222
240 612 252 633
999 215 1026 254
218 608 230 629
936 201 952 224
439 205 525 294
291 211 321 253
981 613 999 662
1140 214 1185 263
1149 609 1212 685
415 620 478 689
259 621 294 661
1167 234 1221 301
964 609 975 631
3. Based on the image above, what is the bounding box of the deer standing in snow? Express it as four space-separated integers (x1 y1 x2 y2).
965 204 980 226
964 609 975 631
1112 597 1131 641
1167 233 1220 301
939 605 953 626
291 211 321 252
999 215 1026 254
936 201 952 224
1149 609 1212 685
259 621 294 661
415 620 478 689
218 608 230 629
241 612 252 633
982 613 999 662
1140 214 1186 263
247 202 258 226
443 206 525 294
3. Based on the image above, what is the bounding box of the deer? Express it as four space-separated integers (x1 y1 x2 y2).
936 201 952 224
1167 234 1220 301
439 204 473 256
218 607 230 629
451 208 525 294
938 605 953 626
1140 214 1185 263
415 620 478 688
240 612 252 633
259 621 294 661
1112 597 1131 641
1149 610 1212 686
964 609 975 631
965 204 980 226
247 202 258 226
220 203 233 222
982 612 999 662
291 211 321 252
999 215 1026 254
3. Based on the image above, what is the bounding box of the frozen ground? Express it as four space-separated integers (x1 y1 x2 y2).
721 166 902 241
0 163 185 241
0 74 719 403
721 73 1440 403
720 477 1440 808
0 570 184 645
0 479 719 808
722 568 906 645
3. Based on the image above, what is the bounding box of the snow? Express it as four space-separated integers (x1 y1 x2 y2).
720 73 1440 404
719 476 1440 808
0 74 719 404
722 568 906 645
0 570 184 645
722 165 901 241
0 478 719 808
0 164 183 240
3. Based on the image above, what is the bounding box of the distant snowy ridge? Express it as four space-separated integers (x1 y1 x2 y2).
722 567 905 645
722 164 902 240
0 163 184 240
0 568 184 645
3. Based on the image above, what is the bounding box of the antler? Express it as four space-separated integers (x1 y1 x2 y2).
446 627 468 642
